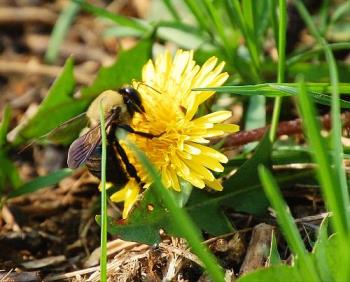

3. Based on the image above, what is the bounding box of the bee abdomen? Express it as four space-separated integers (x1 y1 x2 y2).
86 144 129 188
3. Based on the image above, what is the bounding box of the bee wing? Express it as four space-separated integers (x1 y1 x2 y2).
19 112 88 154
67 124 102 169
45 112 88 144
67 113 117 169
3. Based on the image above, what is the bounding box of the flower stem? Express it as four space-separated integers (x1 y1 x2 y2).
99 102 108 282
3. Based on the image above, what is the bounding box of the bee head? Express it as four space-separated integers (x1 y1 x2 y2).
119 86 145 115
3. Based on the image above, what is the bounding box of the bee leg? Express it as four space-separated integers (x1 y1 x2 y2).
113 140 143 185
118 124 163 138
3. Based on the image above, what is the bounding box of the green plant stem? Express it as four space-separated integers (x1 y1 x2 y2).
294 0 349 217
258 166 319 282
269 0 287 142
129 143 225 282
99 103 108 282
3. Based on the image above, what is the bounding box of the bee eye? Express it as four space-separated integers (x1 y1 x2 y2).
119 87 144 113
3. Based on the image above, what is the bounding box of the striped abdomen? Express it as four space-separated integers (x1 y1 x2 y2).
86 144 129 188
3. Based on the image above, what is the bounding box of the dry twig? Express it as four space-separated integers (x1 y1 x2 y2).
0 59 94 85
224 112 350 147
0 7 57 25
25 34 114 64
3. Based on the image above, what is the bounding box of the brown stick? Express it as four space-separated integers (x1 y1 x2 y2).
25 34 113 64
0 59 94 85
224 112 350 147
0 7 57 25
239 223 275 275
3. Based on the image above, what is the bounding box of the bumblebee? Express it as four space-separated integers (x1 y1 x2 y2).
67 87 156 187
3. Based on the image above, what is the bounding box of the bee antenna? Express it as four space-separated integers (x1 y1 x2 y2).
136 82 162 95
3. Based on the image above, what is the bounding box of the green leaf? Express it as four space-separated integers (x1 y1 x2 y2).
99 189 165 244
82 40 152 97
217 133 271 214
9 58 90 146
8 168 72 198
267 231 282 266
312 217 336 282
271 147 312 165
237 265 301 282
0 104 12 148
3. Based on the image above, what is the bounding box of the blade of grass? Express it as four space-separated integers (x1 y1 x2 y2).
297 78 349 240
8 168 72 198
267 231 282 266
99 103 107 282
258 165 319 282
298 77 350 281
295 0 350 233
196 82 350 95
269 0 287 141
45 1 80 63
128 142 225 282
198 82 350 94
162 0 181 21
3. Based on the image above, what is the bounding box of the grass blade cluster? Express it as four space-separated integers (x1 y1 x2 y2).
258 165 319 282
295 0 350 233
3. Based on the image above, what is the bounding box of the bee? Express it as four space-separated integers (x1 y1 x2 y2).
67 87 157 187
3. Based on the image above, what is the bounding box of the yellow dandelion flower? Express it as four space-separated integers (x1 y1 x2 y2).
111 49 239 218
